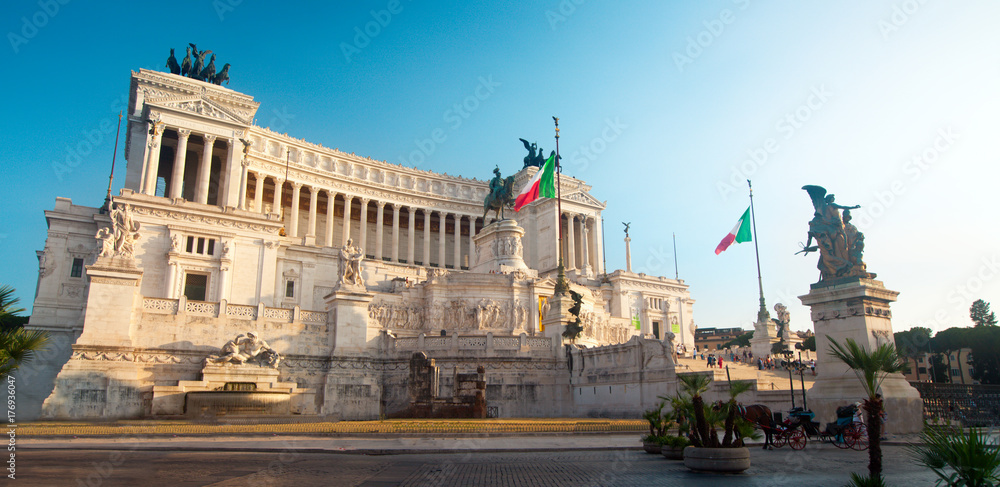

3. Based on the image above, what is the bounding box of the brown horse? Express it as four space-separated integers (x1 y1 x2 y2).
736 404 776 449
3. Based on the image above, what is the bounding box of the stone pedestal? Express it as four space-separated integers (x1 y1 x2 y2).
324 286 376 356
41 257 146 419
750 319 778 360
799 277 922 434
76 257 144 347
471 219 531 274
541 292 574 357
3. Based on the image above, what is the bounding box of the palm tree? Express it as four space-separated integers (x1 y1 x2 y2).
0 285 48 377
827 337 906 481
676 373 757 448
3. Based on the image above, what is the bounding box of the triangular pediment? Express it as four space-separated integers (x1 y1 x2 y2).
149 96 252 125
563 191 605 208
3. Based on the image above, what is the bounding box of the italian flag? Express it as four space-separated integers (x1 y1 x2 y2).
715 206 752 255
514 154 556 211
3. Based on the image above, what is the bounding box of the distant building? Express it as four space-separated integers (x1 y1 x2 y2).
694 327 745 351
903 348 976 384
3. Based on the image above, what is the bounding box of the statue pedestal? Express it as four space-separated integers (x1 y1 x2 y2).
41 257 145 419
541 292 574 357
151 364 316 416
471 219 533 275
799 277 922 434
750 319 778 360
76 257 144 347
324 287 376 356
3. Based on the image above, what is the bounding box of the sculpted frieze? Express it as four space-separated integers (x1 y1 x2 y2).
130 206 280 234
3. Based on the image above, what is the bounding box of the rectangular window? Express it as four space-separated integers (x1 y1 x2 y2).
70 258 84 278
186 236 195 253
184 236 216 256
918 367 927 374
951 368 960 377
206 239 215 256
197 237 205 254
183 273 208 301
285 281 295 298
652 321 660 340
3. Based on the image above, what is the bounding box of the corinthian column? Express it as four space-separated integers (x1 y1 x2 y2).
581 215 592 275
359 198 370 257
407 207 415 264
194 134 217 204
325 190 337 247
288 182 302 238
438 212 447 268
374 201 385 260
391 203 401 262
306 185 318 245
169 129 191 199
341 194 353 246
423 210 431 266
566 213 577 270
453 215 462 269
272 180 283 216
143 125 164 195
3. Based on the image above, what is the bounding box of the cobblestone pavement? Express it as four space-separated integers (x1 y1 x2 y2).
17 443 937 486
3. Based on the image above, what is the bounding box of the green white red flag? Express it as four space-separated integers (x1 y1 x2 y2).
715 206 752 255
514 153 556 211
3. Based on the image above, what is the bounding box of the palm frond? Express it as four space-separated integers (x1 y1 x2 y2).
827 338 905 399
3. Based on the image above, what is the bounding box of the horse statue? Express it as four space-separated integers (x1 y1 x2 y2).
483 166 515 221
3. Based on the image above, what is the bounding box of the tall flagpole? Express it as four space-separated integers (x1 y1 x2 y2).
554 116 568 294
673 232 679 280
748 179 768 323
102 111 123 214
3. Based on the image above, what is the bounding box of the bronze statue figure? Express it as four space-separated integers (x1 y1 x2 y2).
483 166 515 221
166 48 180 75
622 222 630 238
212 63 231 85
200 54 216 82
798 185 873 281
518 138 548 168
180 47 192 77
166 45 231 85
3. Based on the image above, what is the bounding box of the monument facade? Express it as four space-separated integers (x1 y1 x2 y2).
20 67 697 420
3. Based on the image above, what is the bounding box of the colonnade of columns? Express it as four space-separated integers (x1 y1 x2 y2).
561 212 599 274
141 127 231 205
244 170 492 269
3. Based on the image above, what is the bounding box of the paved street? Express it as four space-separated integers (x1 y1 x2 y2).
17 444 936 486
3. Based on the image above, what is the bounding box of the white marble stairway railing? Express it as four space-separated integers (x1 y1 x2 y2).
393 332 554 353
142 296 328 324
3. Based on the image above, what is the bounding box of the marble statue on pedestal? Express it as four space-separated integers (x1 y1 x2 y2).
798 185 873 281
96 203 141 259
337 238 365 288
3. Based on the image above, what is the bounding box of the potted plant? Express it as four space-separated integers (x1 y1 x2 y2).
641 401 668 454
676 373 759 473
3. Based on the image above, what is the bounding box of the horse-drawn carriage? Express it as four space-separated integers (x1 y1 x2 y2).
760 405 869 451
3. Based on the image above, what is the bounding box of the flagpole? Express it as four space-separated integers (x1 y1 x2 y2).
554 116 568 294
673 232 679 280
748 179 768 323
102 111 123 214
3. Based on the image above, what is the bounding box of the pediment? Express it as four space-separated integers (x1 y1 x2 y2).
563 191 605 208
148 95 252 125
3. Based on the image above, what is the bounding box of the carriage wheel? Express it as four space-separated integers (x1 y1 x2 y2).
830 431 851 449
846 424 869 451
772 430 788 448
788 429 807 450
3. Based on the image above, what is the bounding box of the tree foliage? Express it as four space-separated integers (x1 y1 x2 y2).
723 331 753 349
970 299 997 327
0 284 48 377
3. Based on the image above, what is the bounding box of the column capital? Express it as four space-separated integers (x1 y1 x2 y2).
389 202 400 210
203 134 218 144
406 206 415 215
176 128 191 139
291 181 303 190
359 197 370 205
342 193 354 202
325 189 337 198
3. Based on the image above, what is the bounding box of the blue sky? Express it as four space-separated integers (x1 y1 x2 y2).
2 1 998 334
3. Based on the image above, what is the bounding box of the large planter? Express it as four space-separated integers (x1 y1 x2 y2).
682 446 750 473
642 440 662 454
661 445 684 460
